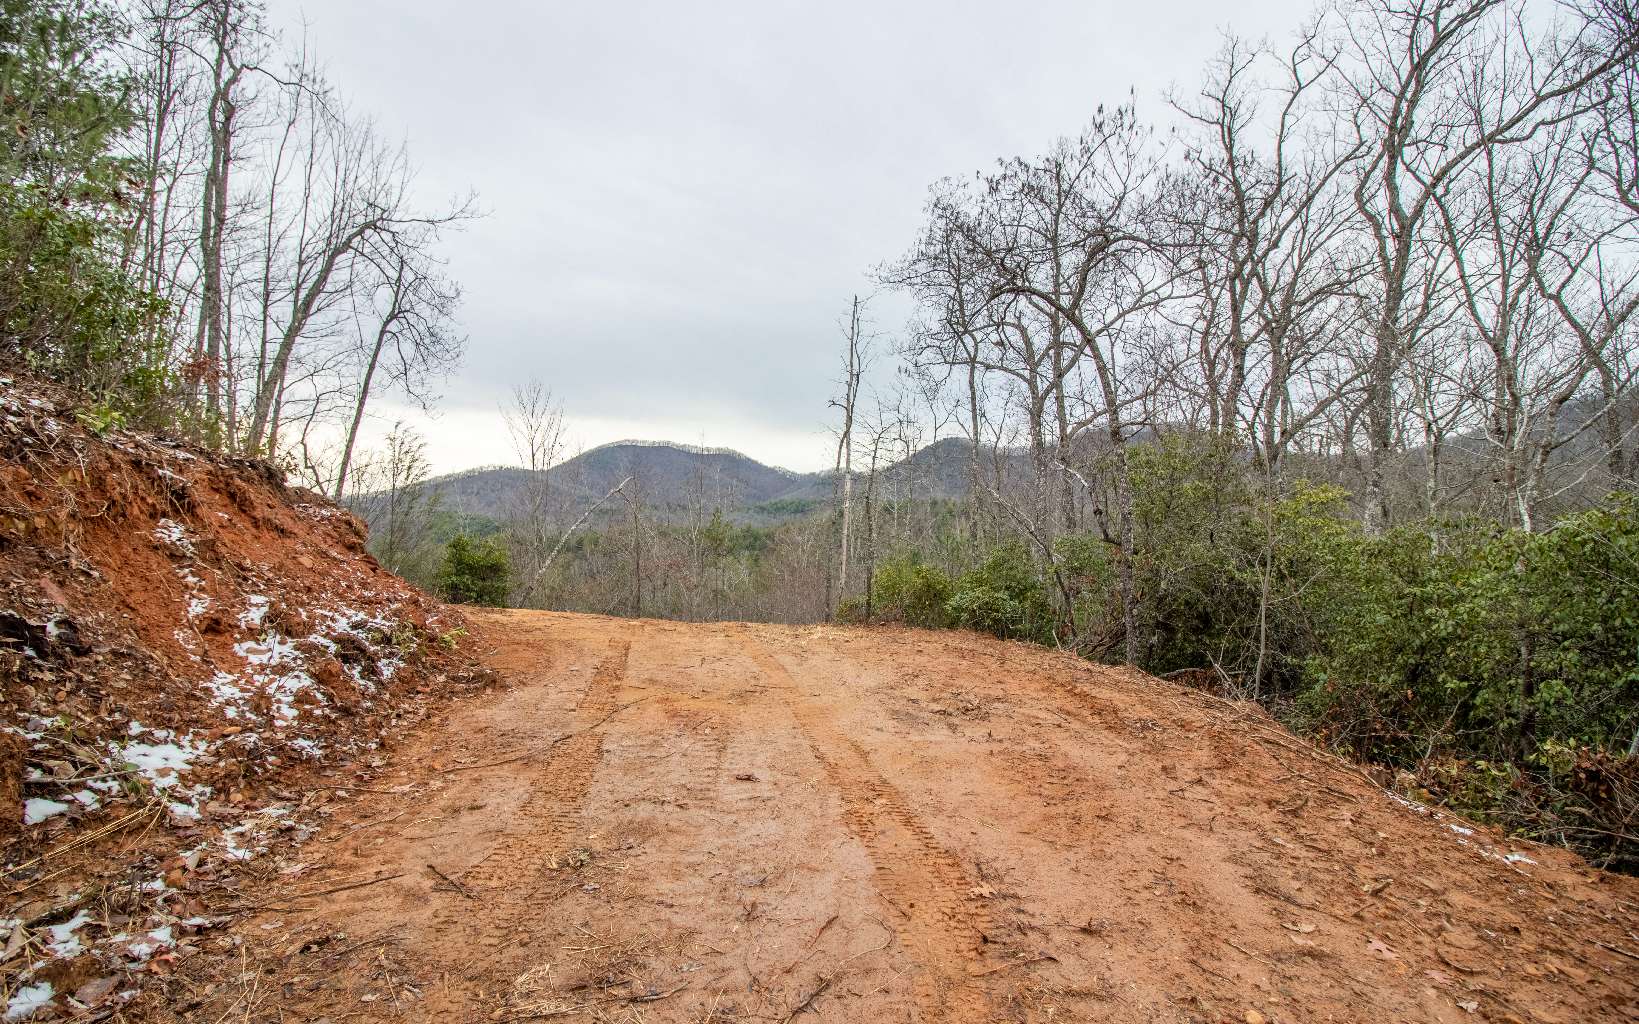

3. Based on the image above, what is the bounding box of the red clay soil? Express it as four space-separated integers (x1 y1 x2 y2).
153 610 1639 1024
0 380 489 1015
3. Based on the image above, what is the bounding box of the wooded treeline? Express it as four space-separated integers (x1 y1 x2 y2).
0 0 471 494
885 0 1636 622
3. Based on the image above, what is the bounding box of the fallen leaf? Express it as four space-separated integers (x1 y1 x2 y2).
1457 999 1479 1013
74 976 119 1006
1367 937 1397 960
2 925 27 960
1424 969 1457 986
1244 1012 1267 1024
1282 921 1317 934
968 885 996 899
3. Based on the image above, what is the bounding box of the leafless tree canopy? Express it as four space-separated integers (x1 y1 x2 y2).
121 0 476 490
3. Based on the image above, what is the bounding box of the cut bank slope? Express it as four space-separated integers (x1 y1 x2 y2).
0 379 491 1017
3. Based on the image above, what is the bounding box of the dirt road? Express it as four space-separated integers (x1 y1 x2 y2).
170 610 1639 1023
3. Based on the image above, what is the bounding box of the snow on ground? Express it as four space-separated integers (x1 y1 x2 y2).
9 585 421 1013
1389 793 1539 867
152 519 194 555
9 579 427 1017
5 983 53 1021
21 799 69 826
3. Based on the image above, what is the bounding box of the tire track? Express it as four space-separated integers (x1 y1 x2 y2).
461 637 630 889
745 641 995 1023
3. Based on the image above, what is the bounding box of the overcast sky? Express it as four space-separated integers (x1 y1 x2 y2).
265 0 1302 475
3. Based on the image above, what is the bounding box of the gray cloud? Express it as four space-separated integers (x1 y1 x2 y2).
267 0 1301 471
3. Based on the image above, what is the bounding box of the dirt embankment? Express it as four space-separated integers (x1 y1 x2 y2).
0 379 491 1017
159 610 1639 1024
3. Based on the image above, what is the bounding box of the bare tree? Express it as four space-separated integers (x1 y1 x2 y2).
1335 0 1634 529
501 380 568 606
829 295 867 616
332 226 466 499
351 423 439 580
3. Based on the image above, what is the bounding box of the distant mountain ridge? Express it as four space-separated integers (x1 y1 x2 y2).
418 437 1002 523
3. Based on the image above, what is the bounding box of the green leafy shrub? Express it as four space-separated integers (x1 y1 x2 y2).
437 534 511 607
1301 496 1639 768
945 544 1055 643
835 594 867 624
870 554 952 628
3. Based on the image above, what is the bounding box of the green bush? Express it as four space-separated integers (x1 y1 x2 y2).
870 474 1639 867
1300 495 1639 770
870 554 952 628
437 534 511 607
945 544 1055 643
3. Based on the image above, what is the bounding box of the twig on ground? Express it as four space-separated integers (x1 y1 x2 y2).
970 953 1059 977
1347 878 1394 918
1226 938 1272 964
314 934 401 965
291 872 404 899
783 975 833 1020
428 863 479 900
1592 939 1639 962
5 802 162 877
308 784 408 795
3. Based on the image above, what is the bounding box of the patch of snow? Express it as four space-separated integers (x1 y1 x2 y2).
235 635 299 666
114 737 205 790
5 982 52 1020
265 670 316 723
44 912 92 957
239 595 270 627
205 671 247 710
153 518 194 554
23 798 70 825
220 823 257 862
1445 823 1475 837
1388 793 1431 815
1503 852 1537 865
124 925 175 961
